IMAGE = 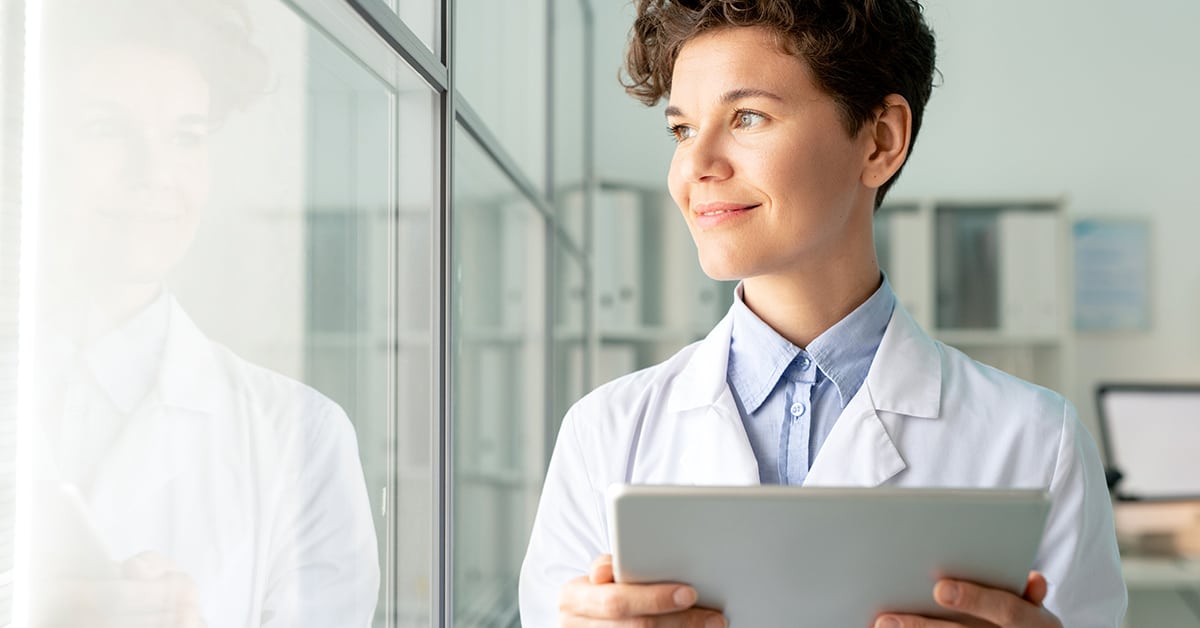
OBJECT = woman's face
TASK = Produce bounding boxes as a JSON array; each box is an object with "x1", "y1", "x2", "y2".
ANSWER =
[
  {"x1": 666, "y1": 26, "x2": 878, "y2": 281},
  {"x1": 41, "y1": 42, "x2": 212, "y2": 290}
]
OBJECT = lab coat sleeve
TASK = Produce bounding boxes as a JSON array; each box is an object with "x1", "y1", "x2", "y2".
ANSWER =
[
  {"x1": 1036, "y1": 399, "x2": 1127, "y2": 626},
  {"x1": 519, "y1": 406, "x2": 610, "y2": 628},
  {"x1": 261, "y1": 397, "x2": 381, "y2": 627}
]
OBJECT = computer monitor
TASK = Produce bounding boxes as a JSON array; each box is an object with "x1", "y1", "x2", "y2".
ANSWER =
[{"x1": 1096, "y1": 384, "x2": 1200, "y2": 501}]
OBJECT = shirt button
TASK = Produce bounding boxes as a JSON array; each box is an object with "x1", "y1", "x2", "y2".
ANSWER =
[
  {"x1": 797, "y1": 355, "x2": 812, "y2": 370},
  {"x1": 790, "y1": 402, "x2": 806, "y2": 417}
]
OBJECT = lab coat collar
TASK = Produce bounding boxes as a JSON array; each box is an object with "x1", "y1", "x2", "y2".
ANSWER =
[
  {"x1": 805, "y1": 305, "x2": 939, "y2": 485},
  {"x1": 86, "y1": 295, "x2": 226, "y2": 518},
  {"x1": 863, "y1": 301, "x2": 942, "y2": 420},
  {"x1": 667, "y1": 299, "x2": 941, "y2": 418},
  {"x1": 666, "y1": 310, "x2": 736, "y2": 414},
  {"x1": 668, "y1": 299, "x2": 943, "y2": 487},
  {"x1": 157, "y1": 294, "x2": 224, "y2": 416}
]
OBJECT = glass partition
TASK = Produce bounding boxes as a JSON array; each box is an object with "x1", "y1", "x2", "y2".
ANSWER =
[
  {"x1": 12, "y1": 0, "x2": 591, "y2": 624},
  {"x1": 452, "y1": 128, "x2": 547, "y2": 627},
  {"x1": 387, "y1": 0, "x2": 440, "y2": 54},
  {"x1": 455, "y1": 0, "x2": 547, "y2": 193},
  {"x1": 28, "y1": 0, "x2": 436, "y2": 625}
]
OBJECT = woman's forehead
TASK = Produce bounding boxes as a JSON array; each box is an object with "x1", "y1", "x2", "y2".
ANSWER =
[{"x1": 669, "y1": 28, "x2": 818, "y2": 105}]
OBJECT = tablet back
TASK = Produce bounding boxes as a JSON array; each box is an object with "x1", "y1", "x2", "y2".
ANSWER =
[{"x1": 608, "y1": 485, "x2": 1050, "y2": 627}]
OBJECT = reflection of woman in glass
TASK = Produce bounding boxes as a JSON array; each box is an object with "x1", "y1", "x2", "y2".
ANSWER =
[{"x1": 32, "y1": 1, "x2": 379, "y2": 625}]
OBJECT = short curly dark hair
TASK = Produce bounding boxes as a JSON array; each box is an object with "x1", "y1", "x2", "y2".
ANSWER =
[
  {"x1": 44, "y1": 0, "x2": 269, "y2": 124},
  {"x1": 623, "y1": 0, "x2": 937, "y2": 206}
]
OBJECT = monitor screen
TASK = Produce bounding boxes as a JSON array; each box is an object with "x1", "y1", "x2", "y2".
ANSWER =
[{"x1": 1097, "y1": 385, "x2": 1200, "y2": 500}]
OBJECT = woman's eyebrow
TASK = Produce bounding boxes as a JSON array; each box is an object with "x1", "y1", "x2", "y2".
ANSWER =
[{"x1": 664, "y1": 87, "x2": 784, "y2": 119}]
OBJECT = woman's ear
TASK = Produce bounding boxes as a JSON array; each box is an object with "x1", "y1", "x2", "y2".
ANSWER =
[{"x1": 861, "y1": 94, "x2": 912, "y2": 189}]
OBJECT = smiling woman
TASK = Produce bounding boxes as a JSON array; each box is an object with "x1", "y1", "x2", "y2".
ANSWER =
[
  {"x1": 520, "y1": 2, "x2": 1126, "y2": 627},
  {"x1": 663, "y1": 26, "x2": 886, "y2": 297}
]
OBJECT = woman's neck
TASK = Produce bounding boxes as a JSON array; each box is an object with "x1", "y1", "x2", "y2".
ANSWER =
[
  {"x1": 741, "y1": 255, "x2": 882, "y2": 349},
  {"x1": 43, "y1": 281, "x2": 163, "y2": 347}
]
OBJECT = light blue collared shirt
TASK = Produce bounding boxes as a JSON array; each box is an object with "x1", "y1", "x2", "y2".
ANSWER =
[{"x1": 726, "y1": 277, "x2": 896, "y2": 484}]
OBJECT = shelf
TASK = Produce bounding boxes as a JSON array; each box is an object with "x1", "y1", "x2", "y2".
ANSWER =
[
  {"x1": 305, "y1": 330, "x2": 432, "y2": 348},
  {"x1": 458, "y1": 328, "x2": 529, "y2": 344},
  {"x1": 456, "y1": 466, "x2": 538, "y2": 489},
  {"x1": 598, "y1": 326, "x2": 706, "y2": 344},
  {"x1": 254, "y1": 204, "x2": 432, "y2": 219},
  {"x1": 934, "y1": 330, "x2": 1064, "y2": 348},
  {"x1": 1122, "y1": 555, "x2": 1200, "y2": 589},
  {"x1": 552, "y1": 328, "x2": 586, "y2": 342}
]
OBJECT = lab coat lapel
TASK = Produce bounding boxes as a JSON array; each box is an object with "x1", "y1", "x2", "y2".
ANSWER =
[
  {"x1": 668, "y1": 312, "x2": 761, "y2": 485},
  {"x1": 805, "y1": 302, "x2": 942, "y2": 487},
  {"x1": 804, "y1": 383, "x2": 905, "y2": 486},
  {"x1": 88, "y1": 297, "x2": 223, "y2": 529}
]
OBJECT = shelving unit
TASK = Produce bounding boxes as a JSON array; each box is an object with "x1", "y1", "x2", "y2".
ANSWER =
[
  {"x1": 876, "y1": 198, "x2": 1074, "y2": 395},
  {"x1": 588, "y1": 188, "x2": 1073, "y2": 399},
  {"x1": 590, "y1": 182, "x2": 736, "y2": 384}
]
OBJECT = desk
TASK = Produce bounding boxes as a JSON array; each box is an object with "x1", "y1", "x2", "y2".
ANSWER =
[{"x1": 1122, "y1": 556, "x2": 1200, "y2": 627}]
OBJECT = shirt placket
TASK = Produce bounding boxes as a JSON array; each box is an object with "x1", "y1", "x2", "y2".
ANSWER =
[{"x1": 778, "y1": 352, "x2": 817, "y2": 484}]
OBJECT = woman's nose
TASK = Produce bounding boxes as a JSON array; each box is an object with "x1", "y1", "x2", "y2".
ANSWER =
[{"x1": 677, "y1": 130, "x2": 733, "y2": 183}]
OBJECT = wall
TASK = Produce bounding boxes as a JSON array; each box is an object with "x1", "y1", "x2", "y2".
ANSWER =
[
  {"x1": 589, "y1": 0, "x2": 1200, "y2": 438},
  {"x1": 897, "y1": 0, "x2": 1200, "y2": 437}
]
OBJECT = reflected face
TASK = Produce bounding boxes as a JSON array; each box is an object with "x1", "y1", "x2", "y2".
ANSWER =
[
  {"x1": 42, "y1": 43, "x2": 212, "y2": 287},
  {"x1": 666, "y1": 27, "x2": 876, "y2": 281}
]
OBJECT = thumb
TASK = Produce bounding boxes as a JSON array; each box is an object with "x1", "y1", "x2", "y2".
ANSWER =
[
  {"x1": 1023, "y1": 571, "x2": 1049, "y2": 606},
  {"x1": 588, "y1": 554, "x2": 614, "y2": 585}
]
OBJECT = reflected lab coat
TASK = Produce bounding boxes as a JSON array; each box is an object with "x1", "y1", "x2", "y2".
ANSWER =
[
  {"x1": 32, "y1": 295, "x2": 379, "y2": 627},
  {"x1": 519, "y1": 302, "x2": 1127, "y2": 627}
]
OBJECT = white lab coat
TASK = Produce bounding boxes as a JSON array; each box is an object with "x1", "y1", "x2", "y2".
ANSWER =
[
  {"x1": 519, "y1": 302, "x2": 1127, "y2": 627},
  {"x1": 31, "y1": 295, "x2": 379, "y2": 627}
]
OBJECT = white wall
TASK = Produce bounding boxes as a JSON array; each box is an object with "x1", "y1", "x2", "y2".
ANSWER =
[
  {"x1": 897, "y1": 0, "x2": 1200, "y2": 437},
  {"x1": 590, "y1": 0, "x2": 1200, "y2": 438}
]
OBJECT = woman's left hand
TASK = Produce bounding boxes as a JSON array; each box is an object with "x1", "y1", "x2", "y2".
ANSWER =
[{"x1": 873, "y1": 571, "x2": 1062, "y2": 628}]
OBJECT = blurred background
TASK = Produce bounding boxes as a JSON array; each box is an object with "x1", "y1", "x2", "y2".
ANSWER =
[{"x1": 1, "y1": 0, "x2": 1198, "y2": 626}]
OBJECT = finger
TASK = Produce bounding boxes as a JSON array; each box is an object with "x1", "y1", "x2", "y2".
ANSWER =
[
  {"x1": 933, "y1": 578, "x2": 1039, "y2": 626},
  {"x1": 873, "y1": 614, "x2": 963, "y2": 628},
  {"x1": 173, "y1": 608, "x2": 208, "y2": 628},
  {"x1": 562, "y1": 608, "x2": 725, "y2": 628},
  {"x1": 559, "y1": 575, "x2": 700, "y2": 618},
  {"x1": 590, "y1": 555, "x2": 614, "y2": 585},
  {"x1": 121, "y1": 551, "x2": 175, "y2": 579},
  {"x1": 1022, "y1": 571, "x2": 1049, "y2": 606},
  {"x1": 63, "y1": 574, "x2": 201, "y2": 620},
  {"x1": 63, "y1": 578, "x2": 177, "y2": 616}
]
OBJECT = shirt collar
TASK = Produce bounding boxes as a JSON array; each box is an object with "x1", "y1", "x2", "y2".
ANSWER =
[
  {"x1": 726, "y1": 283, "x2": 801, "y2": 414},
  {"x1": 807, "y1": 276, "x2": 896, "y2": 407},
  {"x1": 726, "y1": 275, "x2": 896, "y2": 412},
  {"x1": 73, "y1": 291, "x2": 222, "y2": 416},
  {"x1": 82, "y1": 291, "x2": 172, "y2": 414}
]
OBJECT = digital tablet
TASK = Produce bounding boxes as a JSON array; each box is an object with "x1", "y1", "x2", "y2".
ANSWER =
[{"x1": 607, "y1": 484, "x2": 1050, "y2": 627}]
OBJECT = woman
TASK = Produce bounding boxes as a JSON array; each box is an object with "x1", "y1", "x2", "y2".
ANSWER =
[
  {"x1": 30, "y1": 1, "x2": 379, "y2": 625},
  {"x1": 519, "y1": 1, "x2": 1126, "y2": 626}
]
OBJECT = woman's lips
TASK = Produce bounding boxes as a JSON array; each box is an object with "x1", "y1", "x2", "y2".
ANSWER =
[{"x1": 692, "y1": 202, "x2": 759, "y2": 228}]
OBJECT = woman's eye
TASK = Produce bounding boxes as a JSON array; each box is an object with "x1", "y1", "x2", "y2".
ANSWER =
[
  {"x1": 667, "y1": 124, "x2": 696, "y2": 143},
  {"x1": 735, "y1": 110, "x2": 764, "y2": 128},
  {"x1": 174, "y1": 123, "x2": 211, "y2": 147},
  {"x1": 79, "y1": 117, "x2": 129, "y2": 141}
]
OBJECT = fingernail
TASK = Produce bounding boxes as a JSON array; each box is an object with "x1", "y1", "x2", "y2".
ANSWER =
[
  {"x1": 875, "y1": 618, "x2": 900, "y2": 628},
  {"x1": 673, "y1": 586, "x2": 697, "y2": 608},
  {"x1": 938, "y1": 582, "x2": 960, "y2": 605},
  {"x1": 706, "y1": 616, "x2": 725, "y2": 628}
]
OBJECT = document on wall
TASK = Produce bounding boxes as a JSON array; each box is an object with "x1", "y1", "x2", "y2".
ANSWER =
[{"x1": 1073, "y1": 219, "x2": 1150, "y2": 332}]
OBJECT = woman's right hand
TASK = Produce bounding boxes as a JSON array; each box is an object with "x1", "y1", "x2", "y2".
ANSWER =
[
  {"x1": 33, "y1": 551, "x2": 206, "y2": 628},
  {"x1": 557, "y1": 554, "x2": 727, "y2": 627}
]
